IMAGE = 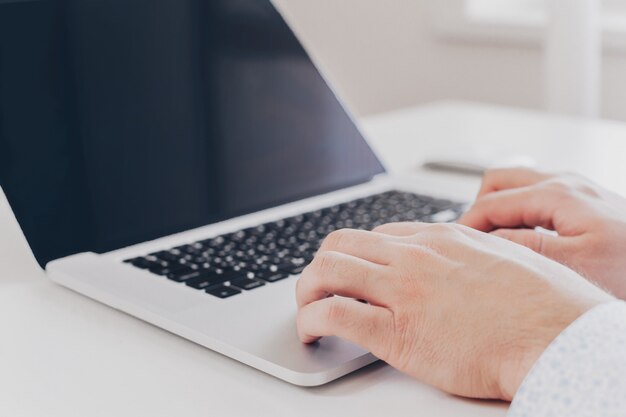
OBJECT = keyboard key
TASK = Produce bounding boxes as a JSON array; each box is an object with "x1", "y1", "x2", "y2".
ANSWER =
[
  {"x1": 256, "y1": 270, "x2": 290, "y2": 283},
  {"x1": 278, "y1": 262, "x2": 308, "y2": 275},
  {"x1": 185, "y1": 271, "x2": 230, "y2": 289},
  {"x1": 124, "y1": 257, "x2": 154, "y2": 269},
  {"x1": 149, "y1": 263, "x2": 187, "y2": 276},
  {"x1": 185, "y1": 277, "x2": 217, "y2": 290},
  {"x1": 166, "y1": 266, "x2": 201, "y2": 282},
  {"x1": 174, "y1": 244, "x2": 204, "y2": 255},
  {"x1": 207, "y1": 285, "x2": 241, "y2": 299},
  {"x1": 230, "y1": 278, "x2": 265, "y2": 291},
  {"x1": 150, "y1": 250, "x2": 181, "y2": 263}
]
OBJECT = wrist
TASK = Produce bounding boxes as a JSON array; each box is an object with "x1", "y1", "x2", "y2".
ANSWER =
[
  {"x1": 497, "y1": 345, "x2": 545, "y2": 401},
  {"x1": 495, "y1": 299, "x2": 607, "y2": 401}
]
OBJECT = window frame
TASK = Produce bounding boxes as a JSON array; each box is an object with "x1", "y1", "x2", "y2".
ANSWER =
[{"x1": 428, "y1": 0, "x2": 626, "y2": 51}]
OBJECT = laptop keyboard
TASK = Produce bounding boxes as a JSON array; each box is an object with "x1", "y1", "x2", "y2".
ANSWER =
[{"x1": 124, "y1": 190, "x2": 465, "y2": 299}]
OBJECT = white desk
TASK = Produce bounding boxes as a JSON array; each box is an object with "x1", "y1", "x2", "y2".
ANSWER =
[{"x1": 3, "y1": 101, "x2": 626, "y2": 417}]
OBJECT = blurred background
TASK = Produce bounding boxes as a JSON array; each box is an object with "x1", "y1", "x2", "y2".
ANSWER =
[{"x1": 274, "y1": 0, "x2": 626, "y2": 121}]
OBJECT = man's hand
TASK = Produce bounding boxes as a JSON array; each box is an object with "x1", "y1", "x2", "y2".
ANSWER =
[
  {"x1": 459, "y1": 168, "x2": 626, "y2": 299},
  {"x1": 296, "y1": 224, "x2": 613, "y2": 401}
]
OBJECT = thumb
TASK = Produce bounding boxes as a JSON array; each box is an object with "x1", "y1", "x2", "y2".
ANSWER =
[{"x1": 491, "y1": 229, "x2": 568, "y2": 263}]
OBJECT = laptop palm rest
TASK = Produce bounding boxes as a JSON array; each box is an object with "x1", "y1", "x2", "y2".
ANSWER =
[{"x1": 48, "y1": 252, "x2": 377, "y2": 386}]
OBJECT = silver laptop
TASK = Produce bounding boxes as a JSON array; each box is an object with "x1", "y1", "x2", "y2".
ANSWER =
[{"x1": 0, "y1": 0, "x2": 465, "y2": 386}]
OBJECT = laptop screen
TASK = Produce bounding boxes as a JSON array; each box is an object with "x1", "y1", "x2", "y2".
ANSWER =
[{"x1": 0, "y1": 0, "x2": 384, "y2": 267}]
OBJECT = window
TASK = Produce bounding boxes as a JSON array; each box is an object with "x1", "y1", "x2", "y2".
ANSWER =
[
  {"x1": 467, "y1": 0, "x2": 546, "y2": 25},
  {"x1": 430, "y1": 0, "x2": 626, "y2": 50}
]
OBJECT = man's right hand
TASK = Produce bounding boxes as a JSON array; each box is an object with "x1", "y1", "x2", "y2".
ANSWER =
[{"x1": 459, "y1": 168, "x2": 626, "y2": 299}]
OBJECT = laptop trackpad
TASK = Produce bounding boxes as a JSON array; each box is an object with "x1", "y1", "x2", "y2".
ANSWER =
[{"x1": 173, "y1": 278, "x2": 375, "y2": 381}]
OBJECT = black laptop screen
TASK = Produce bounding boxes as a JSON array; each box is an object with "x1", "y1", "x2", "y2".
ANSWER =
[{"x1": 0, "y1": 0, "x2": 384, "y2": 267}]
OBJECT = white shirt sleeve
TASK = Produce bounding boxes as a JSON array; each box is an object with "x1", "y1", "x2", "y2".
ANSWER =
[{"x1": 508, "y1": 301, "x2": 626, "y2": 417}]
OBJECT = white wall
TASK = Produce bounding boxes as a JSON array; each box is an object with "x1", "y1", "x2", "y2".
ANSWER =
[{"x1": 274, "y1": 0, "x2": 626, "y2": 121}]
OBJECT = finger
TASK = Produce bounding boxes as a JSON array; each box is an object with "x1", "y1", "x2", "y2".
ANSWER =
[
  {"x1": 459, "y1": 186, "x2": 566, "y2": 233},
  {"x1": 319, "y1": 229, "x2": 397, "y2": 265},
  {"x1": 491, "y1": 228, "x2": 572, "y2": 266},
  {"x1": 477, "y1": 168, "x2": 551, "y2": 198},
  {"x1": 373, "y1": 222, "x2": 470, "y2": 250},
  {"x1": 296, "y1": 251, "x2": 391, "y2": 308},
  {"x1": 297, "y1": 297, "x2": 393, "y2": 356},
  {"x1": 373, "y1": 222, "x2": 429, "y2": 237}
]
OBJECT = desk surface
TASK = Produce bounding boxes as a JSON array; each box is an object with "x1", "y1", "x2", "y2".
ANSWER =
[{"x1": 3, "y1": 101, "x2": 626, "y2": 417}]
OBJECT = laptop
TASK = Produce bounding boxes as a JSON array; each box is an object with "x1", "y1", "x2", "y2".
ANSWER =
[{"x1": 0, "y1": 0, "x2": 465, "y2": 386}]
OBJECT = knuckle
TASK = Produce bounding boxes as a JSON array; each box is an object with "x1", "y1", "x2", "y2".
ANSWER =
[
  {"x1": 372, "y1": 223, "x2": 394, "y2": 234},
  {"x1": 482, "y1": 168, "x2": 502, "y2": 182},
  {"x1": 577, "y1": 184, "x2": 600, "y2": 198},
  {"x1": 355, "y1": 263, "x2": 374, "y2": 287},
  {"x1": 425, "y1": 222, "x2": 457, "y2": 236},
  {"x1": 520, "y1": 167, "x2": 543, "y2": 176},
  {"x1": 470, "y1": 193, "x2": 496, "y2": 210},
  {"x1": 543, "y1": 179, "x2": 574, "y2": 198},
  {"x1": 545, "y1": 178, "x2": 569, "y2": 191},
  {"x1": 484, "y1": 167, "x2": 530, "y2": 181},
  {"x1": 548, "y1": 174, "x2": 600, "y2": 198},
  {"x1": 446, "y1": 223, "x2": 475, "y2": 240},
  {"x1": 322, "y1": 229, "x2": 351, "y2": 250},
  {"x1": 405, "y1": 243, "x2": 426, "y2": 257},
  {"x1": 314, "y1": 251, "x2": 339, "y2": 275},
  {"x1": 326, "y1": 300, "x2": 348, "y2": 323},
  {"x1": 373, "y1": 222, "x2": 413, "y2": 235}
]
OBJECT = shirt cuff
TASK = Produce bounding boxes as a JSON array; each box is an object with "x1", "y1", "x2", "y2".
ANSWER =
[{"x1": 508, "y1": 301, "x2": 626, "y2": 417}]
